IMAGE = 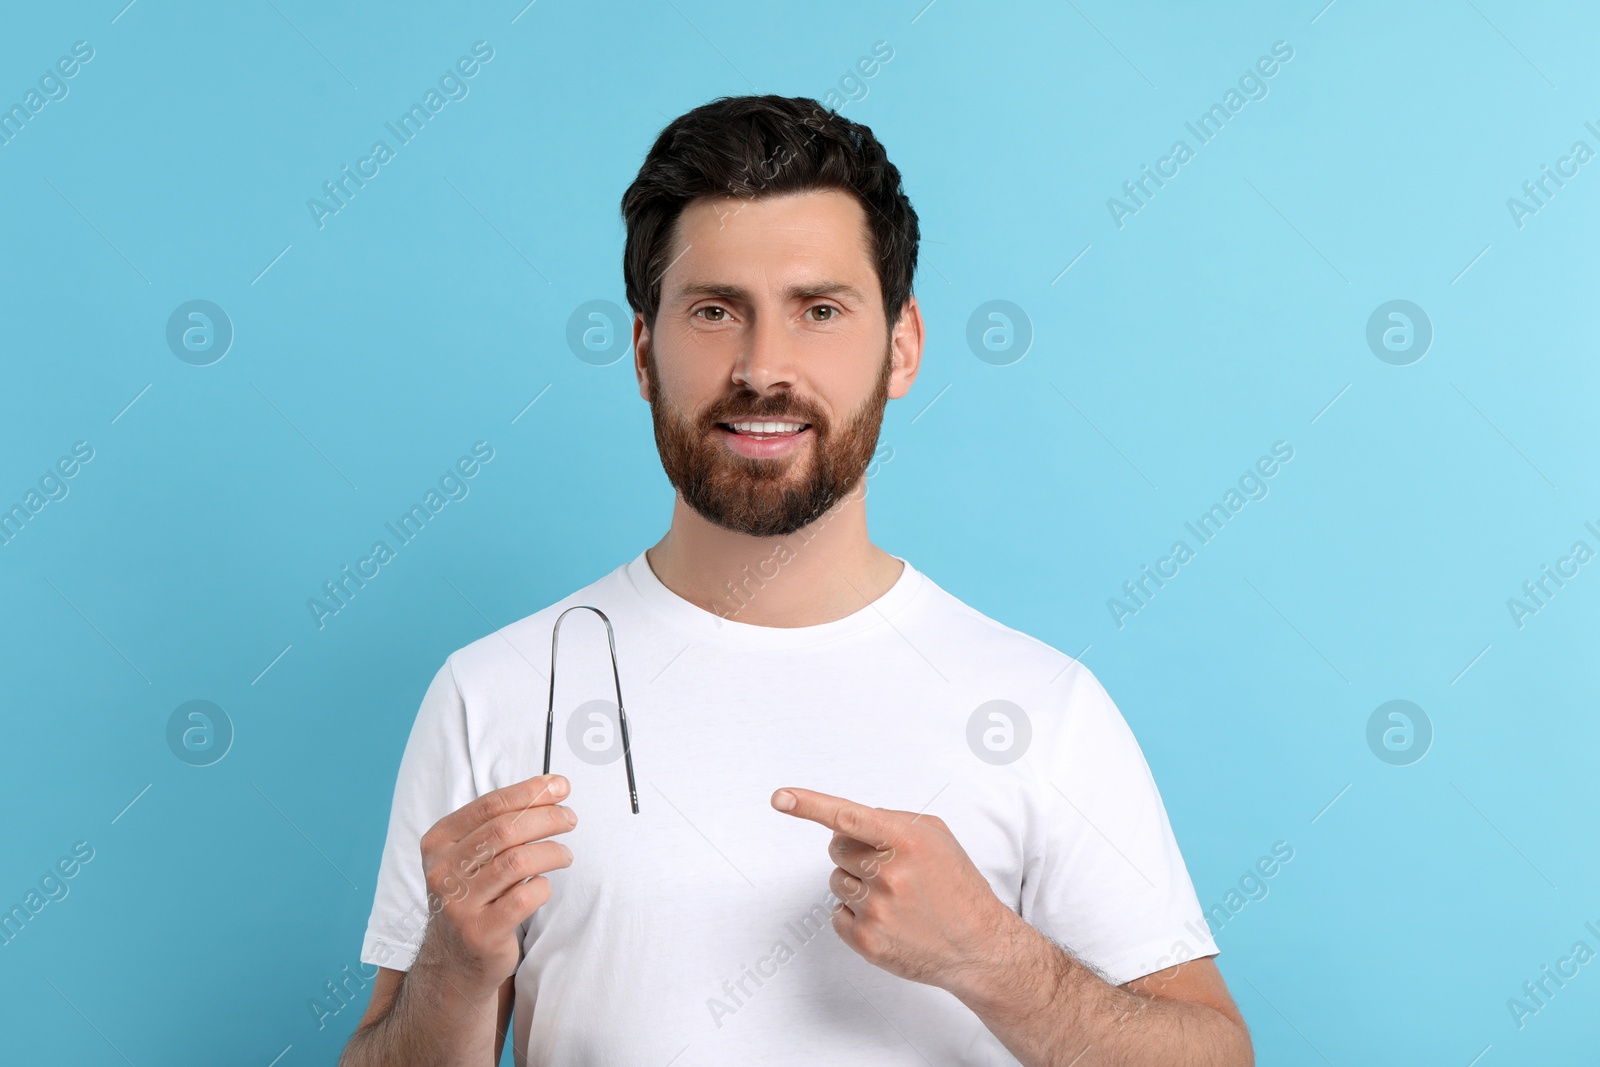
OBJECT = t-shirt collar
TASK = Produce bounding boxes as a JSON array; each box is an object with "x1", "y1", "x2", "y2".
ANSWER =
[{"x1": 623, "y1": 547, "x2": 924, "y2": 649}]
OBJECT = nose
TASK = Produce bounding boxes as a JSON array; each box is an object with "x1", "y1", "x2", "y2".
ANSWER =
[{"x1": 730, "y1": 307, "x2": 799, "y2": 400}]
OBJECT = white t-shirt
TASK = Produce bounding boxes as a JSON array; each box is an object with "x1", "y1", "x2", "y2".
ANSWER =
[{"x1": 361, "y1": 549, "x2": 1217, "y2": 1066}]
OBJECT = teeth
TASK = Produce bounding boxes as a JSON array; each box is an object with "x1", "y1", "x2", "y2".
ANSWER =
[{"x1": 728, "y1": 420, "x2": 805, "y2": 434}]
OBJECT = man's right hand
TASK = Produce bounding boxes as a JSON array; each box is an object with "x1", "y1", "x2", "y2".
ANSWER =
[{"x1": 412, "y1": 773, "x2": 578, "y2": 998}]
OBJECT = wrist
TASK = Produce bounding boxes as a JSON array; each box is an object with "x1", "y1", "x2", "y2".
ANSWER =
[
  {"x1": 950, "y1": 909, "x2": 1072, "y2": 1021},
  {"x1": 413, "y1": 956, "x2": 505, "y2": 1008},
  {"x1": 409, "y1": 930, "x2": 511, "y2": 1009}
]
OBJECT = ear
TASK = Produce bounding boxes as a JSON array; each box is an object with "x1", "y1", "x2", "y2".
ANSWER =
[
  {"x1": 633, "y1": 312, "x2": 652, "y2": 402},
  {"x1": 887, "y1": 295, "x2": 925, "y2": 401}
]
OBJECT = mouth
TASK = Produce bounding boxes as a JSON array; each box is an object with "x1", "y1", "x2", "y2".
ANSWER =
[
  {"x1": 716, "y1": 419, "x2": 812, "y2": 440},
  {"x1": 715, "y1": 419, "x2": 813, "y2": 458}
]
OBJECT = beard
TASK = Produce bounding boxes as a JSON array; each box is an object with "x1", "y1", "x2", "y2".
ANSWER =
[{"x1": 644, "y1": 340, "x2": 893, "y2": 538}]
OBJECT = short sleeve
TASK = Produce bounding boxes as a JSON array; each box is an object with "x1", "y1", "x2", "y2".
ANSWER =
[
  {"x1": 1020, "y1": 663, "x2": 1217, "y2": 986},
  {"x1": 359, "y1": 657, "x2": 479, "y2": 972}
]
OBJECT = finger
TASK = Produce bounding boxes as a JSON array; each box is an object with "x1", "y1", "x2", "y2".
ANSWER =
[
  {"x1": 829, "y1": 832, "x2": 895, "y2": 880},
  {"x1": 480, "y1": 873, "x2": 553, "y2": 934},
  {"x1": 829, "y1": 865, "x2": 870, "y2": 907},
  {"x1": 460, "y1": 803, "x2": 577, "y2": 876},
  {"x1": 830, "y1": 893, "x2": 860, "y2": 940},
  {"x1": 433, "y1": 775, "x2": 569, "y2": 844},
  {"x1": 435, "y1": 806, "x2": 579, "y2": 915},
  {"x1": 772, "y1": 787, "x2": 903, "y2": 850},
  {"x1": 474, "y1": 839, "x2": 575, "y2": 905}
]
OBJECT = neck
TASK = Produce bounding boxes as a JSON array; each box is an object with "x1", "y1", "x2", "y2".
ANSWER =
[{"x1": 644, "y1": 487, "x2": 902, "y2": 628}]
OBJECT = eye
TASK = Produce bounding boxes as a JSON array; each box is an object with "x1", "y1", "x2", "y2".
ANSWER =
[
  {"x1": 695, "y1": 306, "x2": 728, "y2": 322},
  {"x1": 806, "y1": 304, "x2": 838, "y2": 322}
]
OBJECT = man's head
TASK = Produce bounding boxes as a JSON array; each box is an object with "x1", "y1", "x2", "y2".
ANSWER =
[{"x1": 620, "y1": 95, "x2": 922, "y2": 538}]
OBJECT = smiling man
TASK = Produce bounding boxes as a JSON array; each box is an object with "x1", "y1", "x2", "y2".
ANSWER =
[{"x1": 342, "y1": 95, "x2": 1252, "y2": 1066}]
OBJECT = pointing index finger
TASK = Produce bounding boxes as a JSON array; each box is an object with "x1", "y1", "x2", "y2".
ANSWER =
[{"x1": 772, "y1": 787, "x2": 902, "y2": 849}]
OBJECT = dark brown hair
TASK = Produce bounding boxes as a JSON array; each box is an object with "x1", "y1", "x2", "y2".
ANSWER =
[{"x1": 621, "y1": 94, "x2": 919, "y2": 330}]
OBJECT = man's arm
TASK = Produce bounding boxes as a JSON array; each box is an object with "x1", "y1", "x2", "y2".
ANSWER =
[
  {"x1": 340, "y1": 773, "x2": 577, "y2": 1067},
  {"x1": 952, "y1": 912, "x2": 1252, "y2": 1067},
  {"x1": 341, "y1": 968, "x2": 514, "y2": 1066},
  {"x1": 771, "y1": 787, "x2": 1252, "y2": 1067}
]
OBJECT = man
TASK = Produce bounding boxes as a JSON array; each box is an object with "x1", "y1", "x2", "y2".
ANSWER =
[{"x1": 343, "y1": 95, "x2": 1252, "y2": 1066}]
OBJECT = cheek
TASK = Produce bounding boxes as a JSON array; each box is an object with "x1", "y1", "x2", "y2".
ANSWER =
[
  {"x1": 807, "y1": 326, "x2": 880, "y2": 383},
  {"x1": 648, "y1": 337, "x2": 707, "y2": 401},
  {"x1": 652, "y1": 361, "x2": 724, "y2": 428}
]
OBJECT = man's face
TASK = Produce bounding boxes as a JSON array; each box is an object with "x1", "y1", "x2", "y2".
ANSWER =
[{"x1": 635, "y1": 188, "x2": 917, "y2": 539}]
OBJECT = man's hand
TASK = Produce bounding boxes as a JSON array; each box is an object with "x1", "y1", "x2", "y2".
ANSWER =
[
  {"x1": 340, "y1": 775, "x2": 577, "y2": 1067},
  {"x1": 413, "y1": 773, "x2": 578, "y2": 1000},
  {"x1": 771, "y1": 786, "x2": 1253, "y2": 1066},
  {"x1": 770, "y1": 786, "x2": 1020, "y2": 1000}
]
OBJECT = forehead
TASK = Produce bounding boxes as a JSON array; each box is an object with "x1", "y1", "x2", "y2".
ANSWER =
[{"x1": 662, "y1": 188, "x2": 875, "y2": 292}]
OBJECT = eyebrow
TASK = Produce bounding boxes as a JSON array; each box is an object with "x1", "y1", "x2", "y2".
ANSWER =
[{"x1": 673, "y1": 280, "x2": 868, "y2": 305}]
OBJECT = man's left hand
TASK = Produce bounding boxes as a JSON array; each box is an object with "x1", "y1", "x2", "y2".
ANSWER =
[{"x1": 771, "y1": 786, "x2": 1025, "y2": 997}]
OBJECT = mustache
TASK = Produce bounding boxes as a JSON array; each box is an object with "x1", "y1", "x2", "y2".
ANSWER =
[{"x1": 706, "y1": 398, "x2": 822, "y2": 427}]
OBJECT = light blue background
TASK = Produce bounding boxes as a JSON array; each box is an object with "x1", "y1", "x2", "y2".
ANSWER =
[{"x1": 2, "y1": 1, "x2": 1596, "y2": 1064}]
